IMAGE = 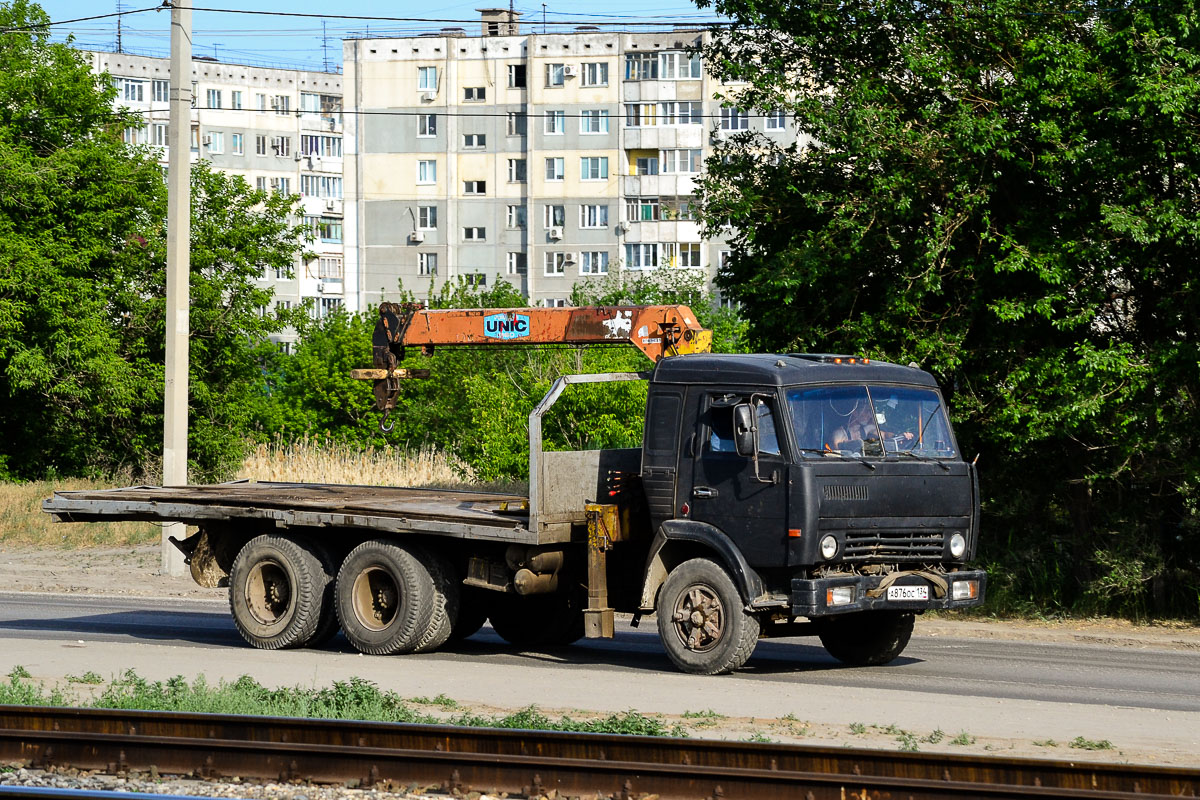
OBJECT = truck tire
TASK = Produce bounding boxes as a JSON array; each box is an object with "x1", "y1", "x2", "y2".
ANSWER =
[
  {"x1": 488, "y1": 589, "x2": 585, "y2": 648},
  {"x1": 817, "y1": 611, "x2": 915, "y2": 666},
  {"x1": 449, "y1": 586, "x2": 489, "y2": 642},
  {"x1": 656, "y1": 558, "x2": 760, "y2": 675},
  {"x1": 335, "y1": 540, "x2": 435, "y2": 655},
  {"x1": 412, "y1": 548, "x2": 459, "y2": 654},
  {"x1": 306, "y1": 541, "x2": 341, "y2": 647},
  {"x1": 229, "y1": 534, "x2": 331, "y2": 650}
]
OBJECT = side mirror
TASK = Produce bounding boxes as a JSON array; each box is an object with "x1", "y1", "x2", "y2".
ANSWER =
[{"x1": 733, "y1": 403, "x2": 757, "y2": 457}]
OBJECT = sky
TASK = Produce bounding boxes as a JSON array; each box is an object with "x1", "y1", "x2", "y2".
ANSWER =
[{"x1": 37, "y1": 1, "x2": 724, "y2": 73}]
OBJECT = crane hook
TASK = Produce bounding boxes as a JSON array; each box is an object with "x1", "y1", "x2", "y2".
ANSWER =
[{"x1": 379, "y1": 408, "x2": 395, "y2": 434}]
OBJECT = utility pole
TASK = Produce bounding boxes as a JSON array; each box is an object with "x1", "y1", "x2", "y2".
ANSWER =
[{"x1": 163, "y1": 0, "x2": 192, "y2": 577}]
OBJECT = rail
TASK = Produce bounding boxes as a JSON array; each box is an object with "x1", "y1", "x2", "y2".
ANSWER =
[{"x1": 0, "y1": 706, "x2": 1195, "y2": 800}]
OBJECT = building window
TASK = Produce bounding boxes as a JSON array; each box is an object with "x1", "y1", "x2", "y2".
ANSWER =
[
  {"x1": 625, "y1": 243, "x2": 658, "y2": 270},
  {"x1": 660, "y1": 101, "x2": 703, "y2": 125},
  {"x1": 664, "y1": 197, "x2": 697, "y2": 220},
  {"x1": 418, "y1": 114, "x2": 437, "y2": 137},
  {"x1": 418, "y1": 206, "x2": 438, "y2": 229},
  {"x1": 543, "y1": 298, "x2": 567, "y2": 308},
  {"x1": 255, "y1": 135, "x2": 267, "y2": 156},
  {"x1": 152, "y1": 79, "x2": 169, "y2": 102},
  {"x1": 271, "y1": 136, "x2": 291, "y2": 157},
  {"x1": 464, "y1": 86, "x2": 486, "y2": 101},
  {"x1": 418, "y1": 252, "x2": 437, "y2": 275},
  {"x1": 625, "y1": 103, "x2": 657, "y2": 127},
  {"x1": 659, "y1": 51, "x2": 703, "y2": 79},
  {"x1": 506, "y1": 205, "x2": 527, "y2": 229},
  {"x1": 507, "y1": 158, "x2": 527, "y2": 183},
  {"x1": 418, "y1": 66, "x2": 438, "y2": 91},
  {"x1": 231, "y1": 132, "x2": 243, "y2": 154},
  {"x1": 463, "y1": 133, "x2": 486, "y2": 148},
  {"x1": 206, "y1": 88, "x2": 222, "y2": 109},
  {"x1": 271, "y1": 176, "x2": 290, "y2": 195},
  {"x1": 506, "y1": 252, "x2": 527, "y2": 275},
  {"x1": 464, "y1": 273, "x2": 487, "y2": 287},
  {"x1": 544, "y1": 252, "x2": 567, "y2": 276},
  {"x1": 230, "y1": 90, "x2": 242, "y2": 110},
  {"x1": 114, "y1": 77, "x2": 145, "y2": 102},
  {"x1": 256, "y1": 93, "x2": 267, "y2": 111},
  {"x1": 301, "y1": 135, "x2": 342, "y2": 157},
  {"x1": 256, "y1": 176, "x2": 268, "y2": 192},
  {"x1": 663, "y1": 242, "x2": 702, "y2": 268},
  {"x1": 544, "y1": 204, "x2": 565, "y2": 228},
  {"x1": 206, "y1": 131, "x2": 223, "y2": 153},
  {"x1": 300, "y1": 174, "x2": 343, "y2": 198},
  {"x1": 273, "y1": 95, "x2": 290, "y2": 115},
  {"x1": 580, "y1": 109, "x2": 609, "y2": 134},
  {"x1": 508, "y1": 64, "x2": 526, "y2": 88},
  {"x1": 152, "y1": 123, "x2": 168, "y2": 146},
  {"x1": 463, "y1": 180, "x2": 486, "y2": 194},
  {"x1": 765, "y1": 109, "x2": 786, "y2": 129},
  {"x1": 316, "y1": 297, "x2": 343, "y2": 319},
  {"x1": 633, "y1": 154, "x2": 659, "y2": 175},
  {"x1": 627, "y1": 197, "x2": 660, "y2": 221},
  {"x1": 544, "y1": 110, "x2": 565, "y2": 135},
  {"x1": 463, "y1": 226, "x2": 486, "y2": 241},
  {"x1": 579, "y1": 204, "x2": 608, "y2": 228},
  {"x1": 300, "y1": 92, "x2": 320, "y2": 113},
  {"x1": 417, "y1": 160, "x2": 437, "y2": 184},
  {"x1": 122, "y1": 125, "x2": 148, "y2": 145},
  {"x1": 545, "y1": 63, "x2": 565, "y2": 87},
  {"x1": 582, "y1": 62, "x2": 608, "y2": 86},
  {"x1": 506, "y1": 112, "x2": 527, "y2": 136},
  {"x1": 662, "y1": 148, "x2": 702, "y2": 174},
  {"x1": 544, "y1": 157, "x2": 564, "y2": 181},
  {"x1": 624, "y1": 53, "x2": 657, "y2": 81},
  {"x1": 580, "y1": 157, "x2": 608, "y2": 181},
  {"x1": 581, "y1": 251, "x2": 609, "y2": 275},
  {"x1": 720, "y1": 107, "x2": 750, "y2": 130},
  {"x1": 317, "y1": 256, "x2": 344, "y2": 280}
]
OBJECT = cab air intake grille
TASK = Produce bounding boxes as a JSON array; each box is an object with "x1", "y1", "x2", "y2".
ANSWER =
[
  {"x1": 843, "y1": 531, "x2": 945, "y2": 561},
  {"x1": 823, "y1": 484, "x2": 868, "y2": 501}
]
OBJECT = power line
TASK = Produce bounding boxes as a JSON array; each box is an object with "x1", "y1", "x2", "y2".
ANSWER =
[
  {"x1": 0, "y1": 6, "x2": 161, "y2": 35},
  {"x1": 187, "y1": 6, "x2": 727, "y2": 29}
]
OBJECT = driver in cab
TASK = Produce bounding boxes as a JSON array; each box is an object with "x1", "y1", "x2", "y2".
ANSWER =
[{"x1": 830, "y1": 402, "x2": 914, "y2": 452}]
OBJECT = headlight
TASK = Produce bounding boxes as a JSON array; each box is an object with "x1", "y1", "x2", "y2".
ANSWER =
[
  {"x1": 949, "y1": 533, "x2": 967, "y2": 558},
  {"x1": 820, "y1": 534, "x2": 839, "y2": 560}
]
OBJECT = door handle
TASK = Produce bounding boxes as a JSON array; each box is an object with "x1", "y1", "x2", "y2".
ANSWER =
[{"x1": 693, "y1": 486, "x2": 718, "y2": 499}]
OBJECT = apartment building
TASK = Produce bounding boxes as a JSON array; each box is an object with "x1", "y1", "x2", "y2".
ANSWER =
[
  {"x1": 86, "y1": 51, "x2": 345, "y2": 342},
  {"x1": 343, "y1": 11, "x2": 799, "y2": 309}
]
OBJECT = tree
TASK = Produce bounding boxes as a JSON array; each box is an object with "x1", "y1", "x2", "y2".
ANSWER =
[
  {"x1": 0, "y1": 0, "x2": 306, "y2": 481},
  {"x1": 694, "y1": 0, "x2": 1200, "y2": 616}
]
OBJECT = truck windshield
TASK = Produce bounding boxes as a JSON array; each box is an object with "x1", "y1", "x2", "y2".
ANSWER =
[{"x1": 787, "y1": 385, "x2": 957, "y2": 459}]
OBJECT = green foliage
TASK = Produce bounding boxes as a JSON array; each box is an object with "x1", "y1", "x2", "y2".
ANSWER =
[
  {"x1": 950, "y1": 731, "x2": 975, "y2": 746},
  {"x1": 696, "y1": 0, "x2": 1200, "y2": 618},
  {"x1": 0, "y1": 1, "x2": 306, "y2": 482},
  {"x1": 65, "y1": 671, "x2": 103, "y2": 684},
  {"x1": 1069, "y1": 736, "x2": 1114, "y2": 751}
]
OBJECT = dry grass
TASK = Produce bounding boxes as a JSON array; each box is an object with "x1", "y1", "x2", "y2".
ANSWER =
[
  {"x1": 1, "y1": 440, "x2": 527, "y2": 550},
  {"x1": 0, "y1": 479, "x2": 160, "y2": 550}
]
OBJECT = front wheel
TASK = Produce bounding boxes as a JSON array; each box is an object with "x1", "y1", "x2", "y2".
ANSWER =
[
  {"x1": 818, "y1": 610, "x2": 915, "y2": 666},
  {"x1": 656, "y1": 558, "x2": 760, "y2": 675}
]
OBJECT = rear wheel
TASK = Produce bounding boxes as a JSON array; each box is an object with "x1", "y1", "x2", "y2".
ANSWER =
[
  {"x1": 229, "y1": 535, "x2": 330, "y2": 650},
  {"x1": 656, "y1": 558, "x2": 760, "y2": 675},
  {"x1": 818, "y1": 611, "x2": 915, "y2": 666},
  {"x1": 412, "y1": 548, "x2": 459, "y2": 653},
  {"x1": 335, "y1": 540, "x2": 435, "y2": 655},
  {"x1": 488, "y1": 589, "x2": 585, "y2": 648}
]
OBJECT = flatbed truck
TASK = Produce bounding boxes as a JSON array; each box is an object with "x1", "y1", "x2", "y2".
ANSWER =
[{"x1": 44, "y1": 305, "x2": 985, "y2": 674}]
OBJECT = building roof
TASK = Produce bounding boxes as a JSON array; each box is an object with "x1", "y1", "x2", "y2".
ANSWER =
[{"x1": 651, "y1": 353, "x2": 939, "y2": 388}]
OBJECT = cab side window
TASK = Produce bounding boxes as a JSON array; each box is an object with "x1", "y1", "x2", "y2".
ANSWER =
[
  {"x1": 706, "y1": 405, "x2": 736, "y2": 453},
  {"x1": 756, "y1": 400, "x2": 781, "y2": 456},
  {"x1": 703, "y1": 396, "x2": 782, "y2": 457}
]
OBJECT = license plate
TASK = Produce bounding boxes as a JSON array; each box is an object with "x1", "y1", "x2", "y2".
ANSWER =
[{"x1": 887, "y1": 585, "x2": 928, "y2": 601}]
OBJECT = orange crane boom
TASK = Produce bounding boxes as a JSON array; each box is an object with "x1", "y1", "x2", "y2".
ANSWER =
[{"x1": 352, "y1": 303, "x2": 712, "y2": 426}]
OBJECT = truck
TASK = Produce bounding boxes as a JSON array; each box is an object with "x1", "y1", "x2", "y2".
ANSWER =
[{"x1": 43, "y1": 304, "x2": 985, "y2": 675}]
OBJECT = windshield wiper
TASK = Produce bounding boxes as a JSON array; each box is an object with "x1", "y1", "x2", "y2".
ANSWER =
[
  {"x1": 798, "y1": 447, "x2": 876, "y2": 471},
  {"x1": 892, "y1": 450, "x2": 951, "y2": 471}
]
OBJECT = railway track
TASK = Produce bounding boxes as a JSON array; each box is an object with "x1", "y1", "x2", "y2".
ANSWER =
[{"x1": 1, "y1": 706, "x2": 1196, "y2": 800}]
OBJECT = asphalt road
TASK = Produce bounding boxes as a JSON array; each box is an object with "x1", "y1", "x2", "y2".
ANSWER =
[{"x1": 1, "y1": 591, "x2": 1198, "y2": 761}]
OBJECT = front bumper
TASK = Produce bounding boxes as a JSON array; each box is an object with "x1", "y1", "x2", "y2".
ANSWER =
[{"x1": 790, "y1": 569, "x2": 987, "y2": 617}]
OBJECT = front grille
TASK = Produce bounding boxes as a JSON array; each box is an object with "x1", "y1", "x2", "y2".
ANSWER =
[{"x1": 842, "y1": 530, "x2": 945, "y2": 562}]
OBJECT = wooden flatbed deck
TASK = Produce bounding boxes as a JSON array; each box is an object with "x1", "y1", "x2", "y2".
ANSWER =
[{"x1": 43, "y1": 480, "x2": 537, "y2": 544}]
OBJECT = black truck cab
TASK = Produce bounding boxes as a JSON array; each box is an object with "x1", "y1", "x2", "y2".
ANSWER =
[{"x1": 640, "y1": 353, "x2": 986, "y2": 673}]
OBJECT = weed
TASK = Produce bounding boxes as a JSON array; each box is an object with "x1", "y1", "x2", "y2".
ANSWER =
[
  {"x1": 950, "y1": 731, "x2": 975, "y2": 746},
  {"x1": 682, "y1": 709, "x2": 726, "y2": 720},
  {"x1": 7, "y1": 666, "x2": 31, "y2": 680},
  {"x1": 1069, "y1": 736, "x2": 1113, "y2": 751},
  {"x1": 66, "y1": 671, "x2": 104, "y2": 685},
  {"x1": 849, "y1": 722, "x2": 867, "y2": 735},
  {"x1": 1033, "y1": 739, "x2": 1058, "y2": 748},
  {"x1": 744, "y1": 732, "x2": 772, "y2": 743},
  {"x1": 781, "y1": 713, "x2": 799, "y2": 722},
  {"x1": 925, "y1": 729, "x2": 945, "y2": 744},
  {"x1": 411, "y1": 693, "x2": 458, "y2": 709},
  {"x1": 897, "y1": 731, "x2": 920, "y2": 752}
]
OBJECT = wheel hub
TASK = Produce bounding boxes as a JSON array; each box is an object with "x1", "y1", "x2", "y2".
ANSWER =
[
  {"x1": 672, "y1": 585, "x2": 724, "y2": 652},
  {"x1": 245, "y1": 560, "x2": 291, "y2": 626},
  {"x1": 352, "y1": 566, "x2": 400, "y2": 631}
]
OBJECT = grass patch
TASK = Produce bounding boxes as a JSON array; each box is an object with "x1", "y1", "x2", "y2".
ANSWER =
[
  {"x1": 410, "y1": 693, "x2": 458, "y2": 709},
  {"x1": 950, "y1": 731, "x2": 975, "y2": 746},
  {"x1": 1069, "y1": 736, "x2": 1113, "y2": 751},
  {"x1": 925, "y1": 729, "x2": 945, "y2": 744},
  {"x1": 65, "y1": 671, "x2": 103, "y2": 685},
  {"x1": 0, "y1": 480, "x2": 158, "y2": 549},
  {"x1": 743, "y1": 732, "x2": 772, "y2": 743},
  {"x1": 848, "y1": 722, "x2": 867, "y2": 735},
  {"x1": 0, "y1": 669, "x2": 684, "y2": 737},
  {"x1": 1033, "y1": 739, "x2": 1058, "y2": 747}
]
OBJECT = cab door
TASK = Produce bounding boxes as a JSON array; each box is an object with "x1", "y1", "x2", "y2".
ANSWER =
[{"x1": 685, "y1": 392, "x2": 790, "y2": 568}]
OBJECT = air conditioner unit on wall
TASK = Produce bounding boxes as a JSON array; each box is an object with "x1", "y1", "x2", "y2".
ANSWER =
[
  {"x1": 548, "y1": 227, "x2": 563, "y2": 240},
  {"x1": 410, "y1": 230, "x2": 425, "y2": 243},
  {"x1": 421, "y1": 90, "x2": 437, "y2": 101},
  {"x1": 201, "y1": 135, "x2": 212, "y2": 145},
  {"x1": 564, "y1": 252, "x2": 577, "y2": 264},
  {"x1": 564, "y1": 65, "x2": 578, "y2": 78},
  {"x1": 316, "y1": 282, "x2": 326, "y2": 293},
  {"x1": 616, "y1": 221, "x2": 630, "y2": 233},
  {"x1": 325, "y1": 199, "x2": 336, "y2": 210}
]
